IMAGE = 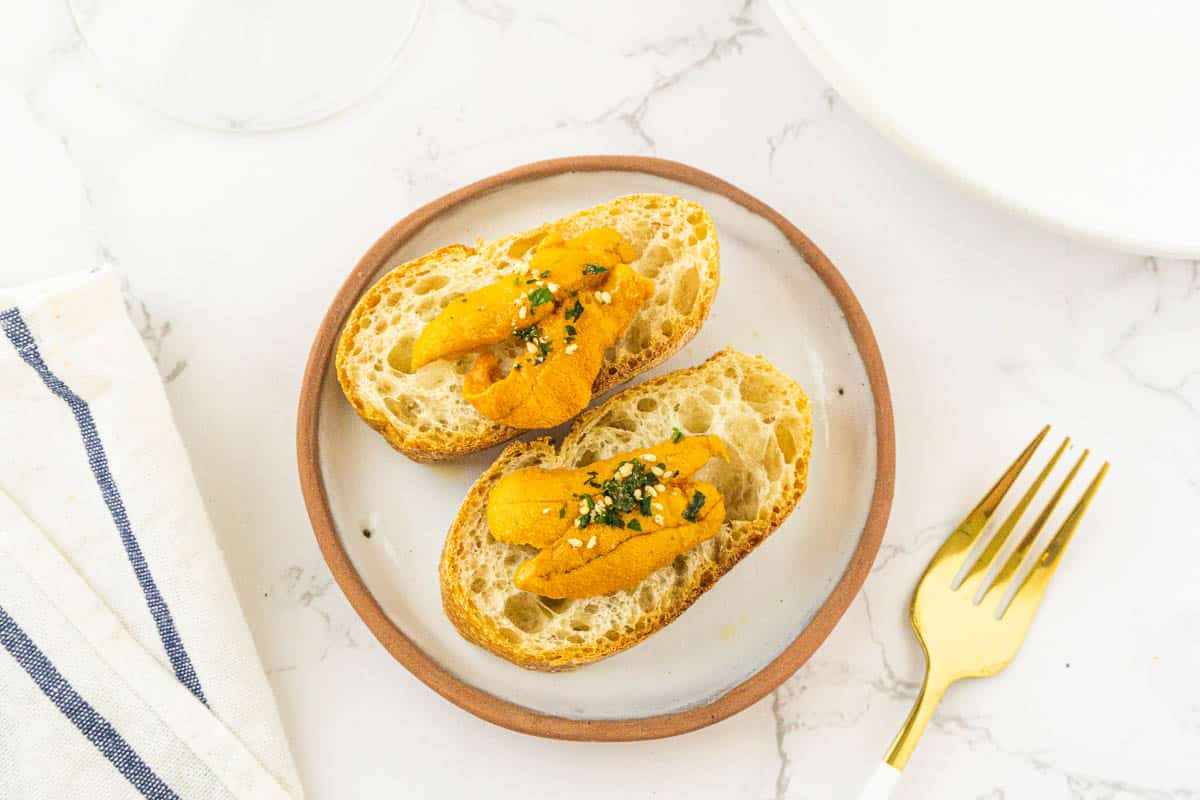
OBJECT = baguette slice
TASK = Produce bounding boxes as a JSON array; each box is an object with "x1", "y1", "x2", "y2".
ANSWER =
[
  {"x1": 440, "y1": 349, "x2": 813, "y2": 671},
  {"x1": 337, "y1": 195, "x2": 719, "y2": 462}
]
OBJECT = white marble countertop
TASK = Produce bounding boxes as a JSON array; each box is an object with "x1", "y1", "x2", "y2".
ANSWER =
[{"x1": 4, "y1": 1, "x2": 1199, "y2": 797}]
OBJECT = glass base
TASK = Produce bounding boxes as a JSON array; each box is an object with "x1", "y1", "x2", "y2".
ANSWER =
[{"x1": 70, "y1": 0, "x2": 424, "y2": 131}]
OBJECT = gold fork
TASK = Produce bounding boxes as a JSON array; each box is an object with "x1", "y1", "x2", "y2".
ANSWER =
[{"x1": 859, "y1": 427, "x2": 1109, "y2": 798}]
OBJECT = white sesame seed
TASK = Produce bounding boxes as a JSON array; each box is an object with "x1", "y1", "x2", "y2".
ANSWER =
[
  {"x1": 604, "y1": 496, "x2": 614, "y2": 506},
  {"x1": 548, "y1": 283, "x2": 559, "y2": 293},
  {"x1": 641, "y1": 454, "x2": 657, "y2": 461},
  {"x1": 653, "y1": 502, "x2": 664, "y2": 511},
  {"x1": 526, "y1": 341, "x2": 538, "y2": 354},
  {"x1": 655, "y1": 484, "x2": 667, "y2": 493},
  {"x1": 574, "y1": 518, "x2": 582, "y2": 527},
  {"x1": 600, "y1": 291, "x2": 612, "y2": 304},
  {"x1": 651, "y1": 466, "x2": 664, "y2": 477},
  {"x1": 564, "y1": 343, "x2": 578, "y2": 354},
  {"x1": 644, "y1": 485, "x2": 657, "y2": 497},
  {"x1": 593, "y1": 290, "x2": 604, "y2": 301},
  {"x1": 518, "y1": 306, "x2": 527, "y2": 319},
  {"x1": 543, "y1": 507, "x2": 551, "y2": 514},
  {"x1": 654, "y1": 514, "x2": 665, "y2": 526},
  {"x1": 633, "y1": 489, "x2": 642, "y2": 500},
  {"x1": 578, "y1": 503, "x2": 589, "y2": 515},
  {"x1": 567, "y1": 538, "x2": 583, "y2": 548},
  {"x1": 663, "y1": 470, "x2": 676, "y2": 479},
  {"x1": 586, "y1": 535, "x2": 597, "y2": 549}
]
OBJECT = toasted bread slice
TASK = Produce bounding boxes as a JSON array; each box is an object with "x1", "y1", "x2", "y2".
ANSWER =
[
  {"x1": 336, "y1": 195, "x2": 719, "y2": 462},
  {"x1": 440, "y1": 349, "x2": 813, "y2": 670}
]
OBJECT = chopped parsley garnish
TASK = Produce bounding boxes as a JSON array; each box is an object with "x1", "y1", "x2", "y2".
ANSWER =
[
  {"x1": 534, "y1": 338, "x2": 552, "y2": 364},
  {"x1": 594, "y1": 507, "x2": 624, "y2": 528},
  {"x1": 539, "y1": 270, "x2": 551, "y2": 279},
  {"x1": 559, "y1": 506, "x2": 566, "y2": 518},
  {"x1": 565, "y1": 324, "x2": 577, "y2": 336},
  {"x1": 512, "y1": 364, "x2": 521, "y2": 370},
  {"x1": 564, "y1": 300, "x2": 584, "y2": 322},
  {"x1": 512, "y1": 276, "x2": 521, "y2": 286},
  {"x1": 513, "y1": 325, "x2": 540, "y2": 342},
  {"x1": 528, "y1": 286, "x2": 554, "y2": 308},
  {"x1": 672, "y1": 427, "x2": 684, "y2": 443},
  {"x1": 682, "y1": 491, "x2": 706, "y2": 522},
  {"x1": 582, "y1": 264, "x2": 609, "y2": 275},
  {"x1": 525, "y1": 278, "x2": 537, "y2": 284},
  {"x1": 576, "y1": 459, "x2": 670, "y2": 529}
]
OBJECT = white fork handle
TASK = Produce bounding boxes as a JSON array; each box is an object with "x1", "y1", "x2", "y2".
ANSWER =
[{"x1": 857, "y1": 762, "x2": 901, "y2": 799}]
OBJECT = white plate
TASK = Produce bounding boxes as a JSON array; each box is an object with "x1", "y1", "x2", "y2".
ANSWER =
[
  {"x1": 770, "y1": 0, "x2": 1200, "y2": 257},
  {"x1": 300, "y1": 158, "x2": 892, "y2": 737}
]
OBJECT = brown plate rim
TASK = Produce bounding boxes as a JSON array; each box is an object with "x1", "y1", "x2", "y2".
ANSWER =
[{"x1": 296, "y1": 155, "x2": 895, "y2": 741}]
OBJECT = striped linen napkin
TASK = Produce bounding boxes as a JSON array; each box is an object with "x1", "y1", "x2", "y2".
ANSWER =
[{"x1": 0, "y1": 269, "x2": 302, "y2": 799}]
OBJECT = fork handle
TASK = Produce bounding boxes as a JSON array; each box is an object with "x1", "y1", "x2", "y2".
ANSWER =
[
  {"x1": 857, "y1": 763, "x2": 901, "y2": 798},
  {"x1": 857, "y1": 669, "x2": 950, "y2": 797}
]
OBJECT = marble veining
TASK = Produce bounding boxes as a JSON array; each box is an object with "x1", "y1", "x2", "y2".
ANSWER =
[{"x1": 3, "y1": 0, "x2": 1198, "y2": 796}]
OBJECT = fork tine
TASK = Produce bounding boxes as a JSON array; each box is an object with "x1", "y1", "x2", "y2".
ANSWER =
[
  {"x1": 956, "y1": 437, "x2": 1070, "y2": 593},
  {"x1": 1000, "y1": 461, "x2": 1109, "y2": 612},
  {"x1": 931, "y1": 426, "x2": 1050, "y2": 570},
  {"x1": 982, "y1": 450, "x2": 1089, "y2": 609}
]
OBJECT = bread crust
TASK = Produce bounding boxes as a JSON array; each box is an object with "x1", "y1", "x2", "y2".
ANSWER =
[{"x1": 439, "y1": 349, "x2": 813, "y2": 670}]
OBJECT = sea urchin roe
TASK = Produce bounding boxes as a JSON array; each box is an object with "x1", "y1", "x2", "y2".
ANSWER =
[
  {"x1": 514, "y1": 481, "x2": 725, "y2": 599},
  {"x1": 485, "y1": 435, "x2": 729, "y2": 598},
  {"x1": 409, "y1": 227, "x2": 634, "y2": 371},
  {"x1": 462, "y1": 261, "x2": 653, "y2": 429}
]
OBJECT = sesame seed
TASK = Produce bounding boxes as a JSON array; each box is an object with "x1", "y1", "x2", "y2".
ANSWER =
[
  {"x1": 604, "y1": 496, "x2": 614, "y2": 506},
  {"x1": 645, "y1": 485, "x2": 657, "y2": 497},
  {"x1": 567, "y1": 538, "x2": 583, "y2": 548},
  {"x1": 633, "y1": 489, "x2": 643, "y2": 500},
  {"x1": 655, "y1": 484, "x2": 666, "y2": 493},
  {"x1": 574, "y1": 518, "x2": 582, "y2": 527},
  {"x1": 601, "y1": 291, "x2": 612, "y2": 304},
  {"x1": 518, "y1": 306, "x2": 527, "y2": 319},
  {"x1": 651, "y1": 466, "x2": 664, "y2": 477},
  {"x1": 548, "y1": 283, "x2": 559, "y2": 293},
  {"x1": 640, "y1": 454, "x2": 657, "y2": 461},
  {"x1": 565, "y1": 343, "x2": 578, "y2": 354},
  {"x1": 654, "y1": 514, "x2": 665, "y2": 526},
  {"x1": 543, "y1": 507, "x2": 551, "y2": 514},
  {"x1": 586, "y1": 535, "x2": 597, "y2": 549},
  {"x1": 653, "y1": 502, "x2": 664, "y2": 511},
  {"x1": 526, "y1": 341, "x2": 538, "y2": 354},
  {"x1": 593, "y1": 290, "x2": 604, "y2": 301}
]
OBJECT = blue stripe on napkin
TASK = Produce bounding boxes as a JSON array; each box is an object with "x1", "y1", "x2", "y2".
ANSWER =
[
  {"x1": 0, "y1": 603, "x2": 181, "y2": 800},
  {"x1": 0, "y1": 307, "x2": 206, "y2": 705}
]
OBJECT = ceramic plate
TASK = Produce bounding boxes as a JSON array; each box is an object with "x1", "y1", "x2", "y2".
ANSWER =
[
  {"x1": 770, "y1": 0, "x2": 1200, "y2": 257},
  {"x1": 297, "y1": 157, "x2": 894, "y2": 740}
]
